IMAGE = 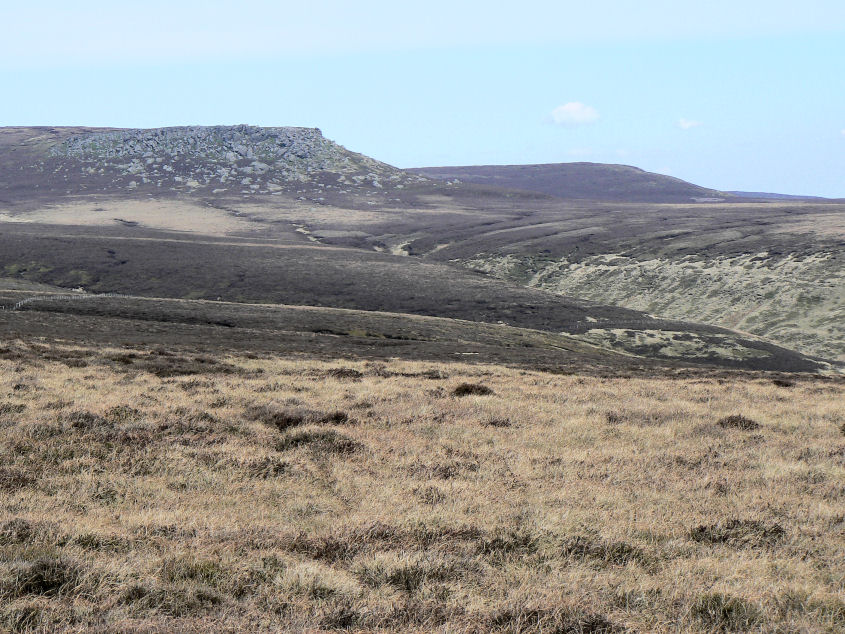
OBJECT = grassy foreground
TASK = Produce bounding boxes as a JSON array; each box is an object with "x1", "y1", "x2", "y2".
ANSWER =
[{"x1": 0, "y1": 342, "x2": 843, "y2": 632}]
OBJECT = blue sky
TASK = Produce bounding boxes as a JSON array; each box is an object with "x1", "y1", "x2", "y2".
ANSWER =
[{"x1": 3, "y1": 1, "x2": 844, "y2": 196}]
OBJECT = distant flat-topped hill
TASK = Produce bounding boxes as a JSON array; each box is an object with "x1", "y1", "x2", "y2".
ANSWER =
[
  {"x1": 0, "y1": 125, "x2": 422, "y2": 205},
  {"x1": 727, "y1": 190, "x2": 831, "y2": 201},
  {"x1": 407, "y1": 162, "x2": 735, "y2": 203}
]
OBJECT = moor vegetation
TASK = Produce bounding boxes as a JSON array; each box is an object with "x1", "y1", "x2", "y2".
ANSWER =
[
  {"x1": 2, "y1": 125, "x2": 842, "y2": 364},
  {"x1": 0, "y1": 231, "x2": 830, "y2": 374},
  {"x1": 406, "y1": 163, "x2": 732, "y2": 203},
  {"x1": 0, "y1": 342, "x2": 843, "y2": 632}
]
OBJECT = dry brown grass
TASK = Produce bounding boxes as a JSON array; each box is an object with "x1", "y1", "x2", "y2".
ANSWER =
[
  {"x1": 5, "y1": 200, "x2": 258, "y2": 236},
  {"x1": 0, "y1": 341, "x2": 843, "y2": 632}
]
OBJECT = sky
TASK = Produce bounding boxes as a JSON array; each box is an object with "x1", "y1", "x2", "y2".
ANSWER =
[{"x1": 2, "y1": 1, "x2": 844, "y2": 196}]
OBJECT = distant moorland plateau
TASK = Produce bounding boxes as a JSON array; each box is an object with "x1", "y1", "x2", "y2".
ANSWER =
[{"x1": 0, "y1": 125, "x2": 842, "y2": 369}]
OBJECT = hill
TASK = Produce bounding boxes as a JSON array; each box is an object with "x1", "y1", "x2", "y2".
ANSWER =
[
  {"x1": 0, "y1": 223, "x2": 827, "y2": 373},
  {"x1": 406, "y1": 162, "x2": 733, "y2": 203},
  {"x1": 728, "y1": 191, "x2": 830, "y2": 201},
  {"x1": 1, "y1": 125, "x2": 843, "y2": 633},
  {"x1": 0, "y1": 125, "x2": 841, "y2": 368},
  {"x1": 0, "y1": 125, "x2": 423, "y2": 208}
]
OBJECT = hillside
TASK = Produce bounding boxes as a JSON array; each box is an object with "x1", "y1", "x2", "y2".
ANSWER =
[
  {"x1": 728, "y1": 191, "x2": 830, "y2": 201},
  {"x1": 1, "y1": 125, "x2": 844, "y2": 633},
  {"x1": 406, "y1": 162, "x2": 733, "y2": 203},
  {"x1": 0, "y1": 224, "x2": 828, "y2": 373},
  {"x1": 0, "y1": 125, "x2": 425, "y2": 209},
  {"x1": 0, "y1": 125, "x2": 841, "y2": 368},
  {"x1": 1, "y1": 342, "x2": 843, "y2": 632}
]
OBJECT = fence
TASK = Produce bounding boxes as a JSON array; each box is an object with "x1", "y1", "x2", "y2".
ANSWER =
[{"x1": 0, "y1": 292, "x2": 130, "y2": 312}]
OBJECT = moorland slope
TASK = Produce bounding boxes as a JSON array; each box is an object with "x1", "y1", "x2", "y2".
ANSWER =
[
  {"x1": 0, "y1": 125, "x2": 841, "y2": 368},
  {"x1": 407, "y1": 162, "x2": 733, "y2": 203},
  {"x1": 1, "y1": 126, "x2": 844, "y2": 634},
  {"x1": 0, "y1": 344, "x2": 842, "y2": 632}
]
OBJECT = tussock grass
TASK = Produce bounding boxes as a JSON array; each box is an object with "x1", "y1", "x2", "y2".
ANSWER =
[
  {"x1": 247, "y1": 403, "x2": 352, "y2": 431},
  {"x1": 0, "y1": 467, "x2": 35, "y2": 492},
  {"x1": 688, "y1": 519, "x2": 786, "y2": 548},
  {"x1": 716, "y1": 414, "x2": 761, "y2": 430},
  {"x1": 452, "y1": 382, "x2": 495, "y2": 397},
  {"x1": 275, "y1": 428, "x2": 363, "y2": 454},
  {"x1": 0, "y1": 341, "x2": 842, "y2": 631}
]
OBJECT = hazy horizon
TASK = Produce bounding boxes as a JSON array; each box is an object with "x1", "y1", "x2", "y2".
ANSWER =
[{"x1": 3, "y1": 1, "x2": 844, "y2": 196}]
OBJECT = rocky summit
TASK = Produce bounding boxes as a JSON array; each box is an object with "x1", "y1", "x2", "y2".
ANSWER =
[
  {"x1": 56, "y1": 125, "x2": 342, "y2": 163},
  {"x1": 6, "y1": 125, "x2": 421, "y2": 199}
]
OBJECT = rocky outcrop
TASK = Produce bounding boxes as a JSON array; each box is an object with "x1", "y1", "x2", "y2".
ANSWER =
[{"x1": 43, "y1": 125, "x2": 419, "y2": 196}]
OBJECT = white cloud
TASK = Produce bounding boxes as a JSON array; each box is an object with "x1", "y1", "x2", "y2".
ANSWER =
[
  {"x1": 678, "y1": 118, "x2": 703, "y2": 130},
  {"x1": 841, "y1": 129, "x2": 845, "y2": 136},
  {"x1": 551, "y1": 102, "x2": 600, "y2": 126}
]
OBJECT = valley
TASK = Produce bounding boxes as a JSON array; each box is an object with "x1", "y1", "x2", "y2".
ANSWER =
[
  {"x1": 1, "y1": 126, "x2": 842, "y2": 368},
  {"x1": 0, "y1": 124, "x2": 843, "y2": 633}
]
